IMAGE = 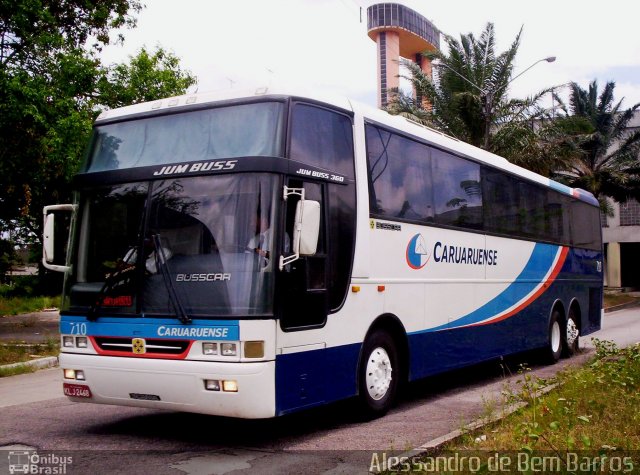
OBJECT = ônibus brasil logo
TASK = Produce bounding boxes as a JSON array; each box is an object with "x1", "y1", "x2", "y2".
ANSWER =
[{"x1": 406, "y1": 234, "x2": 430, "y2": 269}]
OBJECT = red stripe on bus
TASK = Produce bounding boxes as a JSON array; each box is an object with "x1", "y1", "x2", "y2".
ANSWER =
[{"x1": 468, "y1": 246, "x2": 569, "y2": 327}]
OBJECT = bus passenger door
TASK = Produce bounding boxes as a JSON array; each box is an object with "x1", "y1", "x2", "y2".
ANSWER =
[
  {"x1": 279, "y1": 180, "x2": 327, "y2": 330},
  {"x1": 275, "y1": 102, "x2": 357, "y2": 414},
  {"x1": 275, "y1": 179, "x2": 329, "y2": 414}
]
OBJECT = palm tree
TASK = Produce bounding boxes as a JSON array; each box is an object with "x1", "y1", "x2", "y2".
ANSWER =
[
  {"x1": 389, "y1": 23, "x2": 562, "y2": 175},
  {"x1": 390, "y1": 23, "x2": 546, "y2": 145},
  {"x1": 552, "y1": 80, "x2": 640, "y2": 209}
]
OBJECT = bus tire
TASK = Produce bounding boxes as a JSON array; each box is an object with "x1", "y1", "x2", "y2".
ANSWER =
[
  {"x1": 564, "y1": 308, "x2": 580, "y2": 356},
  {"x1": 358, "y1": 330, "x2": 399, "y2": 418},
  {"x1": 544, "y1": 310, "x2": 563, "y2": 364}
]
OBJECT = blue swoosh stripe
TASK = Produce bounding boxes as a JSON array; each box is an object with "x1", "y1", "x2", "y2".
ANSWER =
[{"x1": 424, "y1": 243, "x2": 561, "y2": 332}]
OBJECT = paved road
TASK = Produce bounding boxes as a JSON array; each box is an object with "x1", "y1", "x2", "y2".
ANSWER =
[
  {"x1": 0, "y1": 308, "x2": 638, "y2": 474},
  {"x1": 0, "y1": 310, "x2": 59, "y2": 343}
]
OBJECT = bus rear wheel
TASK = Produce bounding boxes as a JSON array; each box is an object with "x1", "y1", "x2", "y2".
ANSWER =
[
  {"x1": 564, "y1": 309, "x2": 580, "y2": 356},
  {"x1": 358, "y1": 330, "x2": 399, "y2": 418}
]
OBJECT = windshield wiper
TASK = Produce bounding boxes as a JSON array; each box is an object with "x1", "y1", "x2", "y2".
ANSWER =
[{"x1": 152, "y1": 234, "x2": 191, "y2": 325}]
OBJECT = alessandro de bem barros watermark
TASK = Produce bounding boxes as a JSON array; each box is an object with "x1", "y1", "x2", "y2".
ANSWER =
[
  {"x1": 370, "y1": 451, "x2": 637, "y2": 473},
  {"x1": 7, "y1": 451, "x2": 73, "y2": 474}
]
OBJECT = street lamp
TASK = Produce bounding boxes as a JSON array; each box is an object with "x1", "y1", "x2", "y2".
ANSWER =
[
  {"x1": 509, "y1": 56, "x2": 556, "y2": 86},
  {"x1": 431, "y1": 56, "x2": 556, "y2": 149}
]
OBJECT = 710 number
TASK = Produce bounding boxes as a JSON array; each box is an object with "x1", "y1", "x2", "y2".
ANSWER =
[{"x1": 69, "y1": 322, "x2": 87, "y2": 335}]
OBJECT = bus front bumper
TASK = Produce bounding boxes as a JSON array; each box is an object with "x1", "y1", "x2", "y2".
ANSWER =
[{"x1": 59, "y1": 353, "x2": 276, "y2": 419}]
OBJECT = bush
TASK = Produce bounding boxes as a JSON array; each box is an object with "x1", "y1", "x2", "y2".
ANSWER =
[
  {"x1": 0, "y1": 273, "x2": 63, "y2": 298},
  {"x1": 1, "y1": 275, "x2": 39, "y2": 297},
  {"x1": 0, "y1": 239, "x2": 17, "y2": 284}
]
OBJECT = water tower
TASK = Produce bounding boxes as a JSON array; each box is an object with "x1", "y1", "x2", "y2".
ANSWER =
[{"x1": 367, "y1": 3, "x2": 440, "y2": 108}]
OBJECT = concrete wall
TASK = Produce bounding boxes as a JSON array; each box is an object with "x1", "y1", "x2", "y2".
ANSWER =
[{"x1": 603, "y1": 199, "x2": 640, "y2": 289}]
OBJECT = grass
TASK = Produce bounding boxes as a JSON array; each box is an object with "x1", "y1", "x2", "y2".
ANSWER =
[
  {"x1": 603, "y1": 292, "x2": 640, "y2": 309},
  {"x1": 0, "y1": 341, "x2": 59, "y2": 377},
  {"x1": 0, "y1": 363, "x2": 37, "y2": 377},
  {"x1": 409, "y1": 340, "x2": 640, "y2": 474},
  {"x1": 0, "y1": 339, "x2": 59, "y2": 365},
  {"x1": 0, "y1": 295, "x2": 60, "y2": 316}
]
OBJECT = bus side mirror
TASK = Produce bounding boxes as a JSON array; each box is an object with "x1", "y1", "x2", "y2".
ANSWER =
[
  {"x1": 42, "y1": 204, "x2": 77, "y2": 273},
  {"x1": 279, "y1": 199, "x2": 320, "y2": 270},
  {"x1": 296, "y1": 200, "x2": 320, "y2": 256}
]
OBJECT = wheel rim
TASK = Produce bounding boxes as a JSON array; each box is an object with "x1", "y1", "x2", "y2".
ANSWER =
[
  {"x1": 365, "y1": 346, "x2": 393, "y2": 401},
  {"x1": 551, "y1": 321, "x2": 561, "y2": 353},
  {"x1": 566, "y1": 318, "x2": 579, "y2": 347}
]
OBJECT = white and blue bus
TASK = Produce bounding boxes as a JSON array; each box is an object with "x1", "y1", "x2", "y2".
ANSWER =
[{"x1": 44, "y1": 86, "x2": 603, "y2": 418}]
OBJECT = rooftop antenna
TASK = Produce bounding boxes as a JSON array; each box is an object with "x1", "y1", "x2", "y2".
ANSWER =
[{"x1": 266, "y1": 68, "x2": 275, "y2": 86}]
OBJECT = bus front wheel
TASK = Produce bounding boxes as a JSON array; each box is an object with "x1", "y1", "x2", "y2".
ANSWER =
[
  {"x1": 358, "y1": 330, "x2": 399, "y2": 418},
  {"x1": 545, "y1": 310, "x2": 563, "y2": 364}
]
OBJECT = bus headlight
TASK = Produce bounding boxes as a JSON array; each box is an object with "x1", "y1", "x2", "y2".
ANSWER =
[
  {"x1": 76, "y1": 337, "x2": 88, "y2": 348},
  {"x1": 63, "y1": 336, "x2": 75, "y2": 348},
  {"x1": 202, "y1": 342, "x2": 218, "y2": 355},
  {"x1": 220, "y1": 343, "x2": 237, "y2": 356}
]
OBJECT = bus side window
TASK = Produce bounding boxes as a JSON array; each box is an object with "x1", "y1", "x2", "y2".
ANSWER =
[
  {"x1": 289, "y1": 103, "x2": 355, "y2": 179},
  {"x1": 365, "y1": 124, "x2": 434, "y2": 223},
  {"x1": 431, "y1": 149, "x2": 482, "y2": 229}
]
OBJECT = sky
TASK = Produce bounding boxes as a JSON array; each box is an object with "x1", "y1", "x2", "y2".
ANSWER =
[{"x1": 99, "y1": 0, "x2": 640, "y2": 109}]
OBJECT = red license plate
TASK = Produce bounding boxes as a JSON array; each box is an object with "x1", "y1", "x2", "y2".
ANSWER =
[{"x1": 63, "y1": 383, "x2": 92, "y2": 398}]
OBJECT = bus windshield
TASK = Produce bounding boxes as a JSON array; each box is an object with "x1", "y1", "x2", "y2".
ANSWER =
[
  {"x1": 66, "y1": 174, "x2": 280, "y2": 317},
  {"x1": 85, "y1": 101, "x2": 284, "y2": 172}
]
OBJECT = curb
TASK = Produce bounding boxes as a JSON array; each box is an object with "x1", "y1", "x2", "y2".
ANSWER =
[
  {"x1": 0, "y1": 356, "x2": 58, "y2": 372},
  {"x1": 376, "y1": 350, "x2": 597, "y2": 473},
  {"x1": 371, "y1": 383, "x2": 560, "y2": 473},
  {"x1": 411, "y1": 383, "x2": 558, "y2": 453},
  {"x1": 604, "y1": 300, "x2": 640, "y2": 313}
]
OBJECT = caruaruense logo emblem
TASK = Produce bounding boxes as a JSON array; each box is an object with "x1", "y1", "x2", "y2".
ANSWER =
[{"x1": 406, "y1": 234, "x2": 430, "y2": 269}]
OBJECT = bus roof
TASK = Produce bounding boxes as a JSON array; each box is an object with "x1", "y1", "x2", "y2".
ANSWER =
[
  {"x1": 95, "y1": 85, "x2": 353, "y2": 124},
  {"x1": 95, "y1": 85, "x2": 599, "y2": 207}
]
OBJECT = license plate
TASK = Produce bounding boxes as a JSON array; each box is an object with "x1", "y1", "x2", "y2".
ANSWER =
[{"x1": 63, "y1": 383, "x2": 92, "y2": 398}]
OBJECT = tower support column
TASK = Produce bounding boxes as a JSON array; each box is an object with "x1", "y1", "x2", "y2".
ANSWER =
[{"x1": 376, "y1": 31, "x2": 399, "y2": 108}]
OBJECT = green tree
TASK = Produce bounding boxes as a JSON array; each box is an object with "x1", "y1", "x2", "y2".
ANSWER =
[
  {"x1": 0, "y1": 1, "x2": 197, "y2": 280},
  {"x1": 98, "y1": 46, "x2": 197, "y2": 109},
  {"x1": 1, "y1": 45, "x2": 197, "y2": 240},
  {"x1": 0, "y1": 0, "x2": 142, "y2": 72},
  {"x1": 0, "y1": 0, "x2": 143, "y2": 240},
  {"x1": 389, "y1": 23, "x2": 561, "y2": 175},
  {"x1": 552, "y1": 80, "x2": 640, "y2": 208},
  {"x1": 0, "y1": 51, "x2": 99, "y2": 242}
]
